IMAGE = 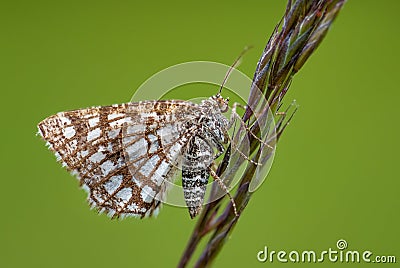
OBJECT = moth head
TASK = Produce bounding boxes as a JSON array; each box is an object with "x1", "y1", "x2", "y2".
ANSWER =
[{"x1": 212, "y1": 93, "x2": 229, "y2": 113}]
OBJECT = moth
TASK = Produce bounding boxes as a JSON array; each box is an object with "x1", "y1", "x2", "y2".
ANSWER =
[{"x1": 38, "y1": 93, "x2": 239, "y2": 219}]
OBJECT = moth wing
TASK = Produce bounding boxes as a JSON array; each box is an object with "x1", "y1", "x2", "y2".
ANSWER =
[{"x1": 38, "y1": 100, "x2": 199, "y2": 218}]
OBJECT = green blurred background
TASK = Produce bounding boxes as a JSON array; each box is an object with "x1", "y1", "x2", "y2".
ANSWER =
[{"x1": 1, "y1": 1, "x2": 399, "y2": 267}]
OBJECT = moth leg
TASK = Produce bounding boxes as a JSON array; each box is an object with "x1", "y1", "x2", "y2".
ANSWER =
[
  {"x1": 229, "y1": 102, "x2": 274, "y2": 150},
  {"x1": 227, "y1": 101, "x2": 244, "y2": 129},
  {"x1": 225, "y1": 132, "x2": 262, "y2": 166},
  {"x1": 213, "y1": 140, "x2": 225, "y2": 160},
  {"x1": 202, "y1": 117, "x2": 262, "y2": 166},
  {"x1": 209, "y1": 167, "x2": 238, "y2": 217},
  {"x1": 196, "y1": 128, "x2": 225, "y2": 160}
]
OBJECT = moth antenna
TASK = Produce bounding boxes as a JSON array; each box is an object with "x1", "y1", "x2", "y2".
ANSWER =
[{"x1": 219, "y1": 46, "x2": 253, "y2": 95}]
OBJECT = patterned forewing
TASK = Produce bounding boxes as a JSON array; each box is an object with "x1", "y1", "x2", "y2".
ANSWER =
[
  {"x1": 121, "y1": 101, "x2": 200, "y2": 212},
  {"x1": 38, "y1": 101, "x2": 200, "y2": 218}
]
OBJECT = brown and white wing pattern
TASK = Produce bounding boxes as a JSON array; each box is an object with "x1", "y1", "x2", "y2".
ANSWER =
[{"x1": 38, "y1": 101, "x2": 199, "y2": 218}]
